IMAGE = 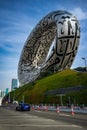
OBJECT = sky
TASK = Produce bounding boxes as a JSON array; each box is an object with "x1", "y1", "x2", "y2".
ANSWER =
[{"x1": 0, "y1": 0, "x2": 87, "y2": 91}]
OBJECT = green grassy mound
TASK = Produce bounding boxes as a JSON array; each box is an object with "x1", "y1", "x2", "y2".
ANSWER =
[{"x1": 10, "y1": 69, "x2": 87, "y2": 105}]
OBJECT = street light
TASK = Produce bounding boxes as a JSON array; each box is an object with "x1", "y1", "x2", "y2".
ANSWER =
[
  {"x1": 68, "y1": 96, "x2": 71, "y2": 106},
  {"x1": 23, "y1": 95, "x2": 24, "y2": 103},
  {"x1": 82, "y1": 57, "x2": 87, "y2": 71}
]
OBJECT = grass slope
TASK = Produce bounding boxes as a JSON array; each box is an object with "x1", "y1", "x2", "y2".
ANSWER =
[{"x1": 11, "y1": 69, "x2": 87, "y2": 105}]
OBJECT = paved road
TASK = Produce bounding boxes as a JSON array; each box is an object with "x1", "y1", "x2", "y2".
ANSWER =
[{"x1": 0, "y1": 107, "x2": 87, "y2": 130}]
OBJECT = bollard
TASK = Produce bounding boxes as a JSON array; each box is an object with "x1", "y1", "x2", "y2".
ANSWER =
[
  {"x1": 45, "y1": 106, "x2": 48, "y2": 112},
  {"x1": 56, "y1": 106, "x2": 60, "y2": 113},
  {"x1": 37, "y1": 105, "x2": 40, "y2": 111},
  {"x1": 32, "y1": 105, "x2": 34, "y2": 111},
  {"x1": 71, "y1": 107, "x2": 75, "y2": 116}
]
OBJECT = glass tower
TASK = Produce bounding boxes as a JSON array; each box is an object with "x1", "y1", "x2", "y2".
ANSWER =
[{"x1": 11, "y1": 79, "x2": 18, "y2": 91}]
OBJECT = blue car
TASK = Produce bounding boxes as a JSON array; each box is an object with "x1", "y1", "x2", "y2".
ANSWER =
[{"x1": 16, "y1": 103, "x2": 30, "y2": 111}]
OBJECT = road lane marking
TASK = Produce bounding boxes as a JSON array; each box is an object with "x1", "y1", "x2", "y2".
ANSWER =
[
  {"x1": 35, "y1": 110, "x2": 76, "y2": 118},
  {"x1": 59, "y1": 113, "x2": 72, "y2": 117},
  {"x1": 0, "y1": 124, "x2": 82, "y2": 128},
  {"x1": 72, "y1": 125, "x2": 82, "y2": 128}
]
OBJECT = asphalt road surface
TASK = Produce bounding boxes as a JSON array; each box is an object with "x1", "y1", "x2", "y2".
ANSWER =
[{"x1": 0, "y1": 106, "x2": 87, "y2": 130}]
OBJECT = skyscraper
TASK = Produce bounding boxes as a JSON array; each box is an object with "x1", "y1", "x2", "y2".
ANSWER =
[
  {"x1": 11, "y1": 79, "x2": 18, "y2": 91},
  {"x1": 5, "y1": 88, "x2": 9, "y2": 95}
]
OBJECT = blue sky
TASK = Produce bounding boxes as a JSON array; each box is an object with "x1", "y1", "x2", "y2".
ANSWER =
[{"x1": 0, "y1": 0, "x2": 87, "y2": 91}]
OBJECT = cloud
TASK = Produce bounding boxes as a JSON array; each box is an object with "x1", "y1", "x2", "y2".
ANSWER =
[
  {"x1": 0, "y1": 8, "x2": 37, "y2": 90},
  {"x1": 0, "y1": 32, "x2": 27, "y2": 54},
  {"x1": 0, "y1": 9, "x2": 36, "y2": 55},
  {"x1": 71, "y1": 8, "x2": 87, "y2": 20}
]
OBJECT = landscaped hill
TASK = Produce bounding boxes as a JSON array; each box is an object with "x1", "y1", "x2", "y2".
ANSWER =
[{"x1": 9, "y1": 69, "x2": 87, "y2": 105}]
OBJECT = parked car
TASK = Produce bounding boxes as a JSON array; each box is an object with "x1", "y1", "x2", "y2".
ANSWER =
[{"x1": 16, "y1": 103, "x2": 30, "y2": 111}]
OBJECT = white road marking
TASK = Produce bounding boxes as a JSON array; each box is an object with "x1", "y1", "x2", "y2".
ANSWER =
[
  {"x1": 0, "y1": 124, "x2": 82, "y2": 128},
  {"x1": 59, "y1": 113, "x2": 72, "y2": 117},
  {"x1": 35, "y1": 110, "x2": 73, "y2": 117}
]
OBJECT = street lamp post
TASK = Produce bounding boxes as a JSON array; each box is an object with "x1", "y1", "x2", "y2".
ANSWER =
[
  {"x1": 68, "y1": 96, "x2": 71, "y2": 106},
  {"x1": 23, "y1": 95, "x2": 24, "y2": 103},
  {"x1": 82, "y1": 57, "x2": 87, "y2": 71}
]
